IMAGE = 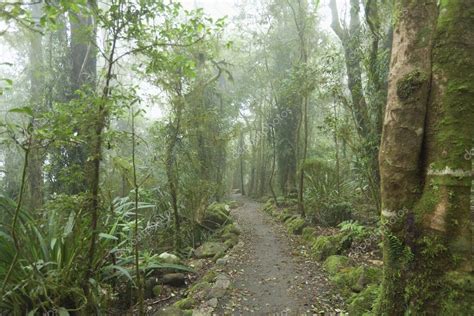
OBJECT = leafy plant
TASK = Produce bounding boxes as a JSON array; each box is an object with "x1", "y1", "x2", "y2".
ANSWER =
[{"x1": 338, "y1": 220, "x2": 369, "y2": 240}]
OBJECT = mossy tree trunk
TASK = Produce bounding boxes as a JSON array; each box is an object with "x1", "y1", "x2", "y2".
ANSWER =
[{"x1": 378, "y1": 0, "x2": 473, "y2": 314}]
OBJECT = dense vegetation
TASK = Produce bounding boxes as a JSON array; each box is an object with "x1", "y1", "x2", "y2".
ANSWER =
[{"x1": 0, "y1": 0, "x2": 472, "y2": 315}]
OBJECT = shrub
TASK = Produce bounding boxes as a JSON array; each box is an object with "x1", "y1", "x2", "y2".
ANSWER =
[{"x1": 317, "y1": 202, "x2": 353, "y2": 227}]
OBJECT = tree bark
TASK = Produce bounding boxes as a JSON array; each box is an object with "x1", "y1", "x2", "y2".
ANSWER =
[{"x1": 378, "y1": 0, "x2": 473, "y2": 313}]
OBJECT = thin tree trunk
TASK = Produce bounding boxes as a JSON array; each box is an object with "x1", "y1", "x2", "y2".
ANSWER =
[
  {"x1": 84, "y1": 1, "x2": 115, "y2": 301},
  {"x1": 166, "y1": 96, "x2": 183, "y2": 251},
  {"x1": 27, "y1": 2, "x2": 44, "y2": 211},
  {"x1": 131, "y1": 107, "x2": 144, "y2": 315},
  {"x1": 239, "y1": 131, "x2": 246, "y2": 195},
  {"x1": 333, "y1": 101, "x2": 341, "y2": 195},
  {"x1": 298, "y1": 94, "x2": 308, "y2": 216},
  {"x1": 269, "y1": 125, "x2": 278, "y2": 205}
]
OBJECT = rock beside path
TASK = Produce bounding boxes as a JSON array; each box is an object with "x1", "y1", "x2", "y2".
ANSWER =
[{"x1": 194, "y1": 241, "x2": 228, "y2": 258}]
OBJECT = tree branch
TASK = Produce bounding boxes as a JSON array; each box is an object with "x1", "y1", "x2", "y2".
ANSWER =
[{"x1": 329, "y1": 0, "x2": 345, "y2": 39}]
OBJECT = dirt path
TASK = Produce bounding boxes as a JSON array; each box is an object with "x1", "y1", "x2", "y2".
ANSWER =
[{"x1": 216, "y1": 195, "x2": 345, "y2": 315}]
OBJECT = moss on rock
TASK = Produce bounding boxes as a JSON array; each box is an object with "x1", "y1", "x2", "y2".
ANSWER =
[
  {"x1": 202, "y1": 203, "x2": 231, "y2": 229},
  {"x1": 173, "y1": 297, "x2": 196, "y2": 310},
  {"x1": 331, "y1": 266, "x2": 382, "y2": 294},
  {"x1": 310, "y1": 235, "x2": 342, "y2": 261},
  {"x1": 323, "y1": 255, "x2": 352, "y2": 275},
  {"x1": 187, "y1": 281, "x2": 211, "y2": 296},
  {"x1": 222, "y1": 223, "x2": 241, "y2": 236},
  {"x1": 194, "y1": 241, "x2": 228, "y2": 258},
  {"x1": 201, "y1": 270, "x2": 217, "y2": 283},
  {"x1": 331, "y1": 266, "x2": 363, "y2": 291},
  {"x1": 347, "y1": 284, "x2": 380, "y2": 316}
]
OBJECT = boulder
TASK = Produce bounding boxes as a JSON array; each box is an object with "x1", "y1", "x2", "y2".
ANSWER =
[
  {"x1": 216, "y1": 257, "x2": 228, "y2": 266},
  {"x1": 221, "y1": 232, "x2": 239, "y2": 249},
  {"x1": 174, "y1": 297, "x2": 196, "y2": 310},
  {"x1": 187, "y1": 259, "x2": 205, "y2": 271},
  {"x1": 207, "y1": 274, "x2": 231, "y2": 299},
  {"x1": 187, "y1": 281, "x2": 212, "y2": 300},
  {"x1": 222, "y1": 223, "x2": 241, "y2": 235},
  {"x1": 207, "y1": 297, "x2": 218, "y2": 308},
  {"x1": 311, "y1": 235, "x2": 339, "y2": 261},
  {"x1": 159, "y1": 252, "x2": 181, "y2": 264},
  {"x1": 153, "y1": 307, "x2": 187, "y2": 316},
  {"x1": 310, "y1": 233, "x2": 351, "y2": 261},
  {"x1": 161, "y1": 273, "x2": 186, "y2": 287},
  {"x1": 323, "y1": 255, "x2": 352, "y2": 275},
  {"x1": 195, "y1": 242, "x2": 228, "y2": 259},
  {"x1": 347, "y1": 284, "x2": 380, "y2": 315},
  {"x1": 201, "y1": 203, "x2": 231, "y2": 229},
  {"x1": 201, "y1": 270, "x2": 217, "y2": 283},
  {"x1": 331, "y1": 266, "x2": 382, "y2": 293},
  {"x1": 354, "y1": 266, "x2": 382, "y2": 292},
  {"x1": 153, "y1": 285, "x2": 163, "y2": 297},
  {"x1": 144, "y1": 277, "x2": 159, "y2": 299}
]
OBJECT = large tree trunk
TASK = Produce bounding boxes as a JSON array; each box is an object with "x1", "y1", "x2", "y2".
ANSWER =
[{"x1": 378, "y1": 0, "x2": 473, "y2": 314}]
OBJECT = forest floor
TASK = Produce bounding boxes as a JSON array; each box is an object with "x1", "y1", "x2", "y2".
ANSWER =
[{"x1": 214, "y1": 195, "x2": 346, "y2": 315}]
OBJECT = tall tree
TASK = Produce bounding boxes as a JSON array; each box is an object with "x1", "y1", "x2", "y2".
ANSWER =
[
  {"x1": 330, "y1": 0, "x2": 382, "y2": 208},
  {"x1": 67, "y1": 0, "x2": 97, "y2": 194},
  {"x1": 26, "y1": 2, "x2": 44, "y2": 211},
  {"x1": 378, "y1": 0, "x2": 473, "y2": 313}
]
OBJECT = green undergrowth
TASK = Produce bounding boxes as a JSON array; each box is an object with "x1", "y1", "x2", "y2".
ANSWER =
[{"x1": 262, "y1": 198, "x2": 383, "y2": 315}]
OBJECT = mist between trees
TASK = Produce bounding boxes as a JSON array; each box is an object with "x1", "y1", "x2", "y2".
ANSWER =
[{"x1": 0, "y1": 0, "x2": 472, "y2": 315}]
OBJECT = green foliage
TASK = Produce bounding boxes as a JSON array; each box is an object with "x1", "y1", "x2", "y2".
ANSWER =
[
  {"x1": 310, "y1": 235, "x2": 339, "y2": 261},
  {"x1": 285, "y1": 216, "x2": 306, "y2": 235},
  {"x1": 338, "y1": 220, "x2": 369, "y2": 240},
  {"x1": 304, "y1": 159, "x2": 357, "y2": 225},
  {"x1": 302, "y1": 226, "x2": 317, "y2": 241},
  {"x1": 347, "y1": 284, "x2": 380, "y2": 316},
  {"x1": 0, "y1": 190, "x2": 195, "y2": 314},
  {"x1": 316, "y1": 202, "x2": 353, "y2": 227},
  {"x1": 0, "y1": 195, "x2": 94, "y2": 313}
]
